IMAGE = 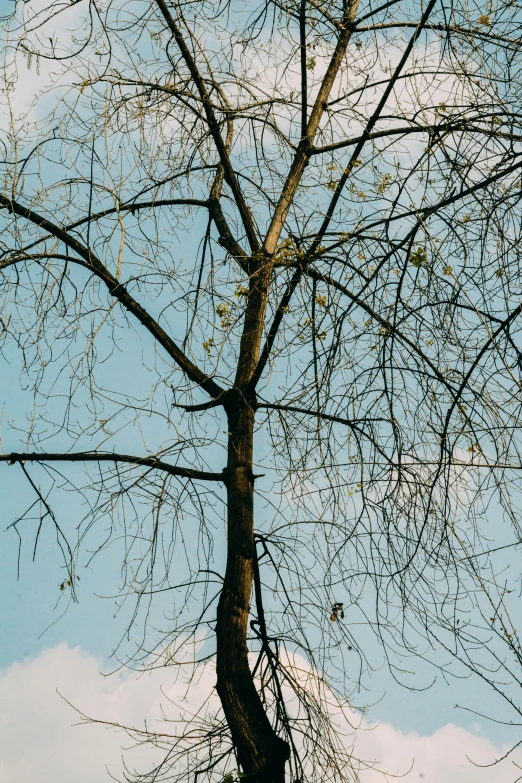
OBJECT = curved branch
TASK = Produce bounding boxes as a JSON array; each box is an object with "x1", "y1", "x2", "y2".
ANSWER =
[
  {"x1": 154, "y1": 0, "x2": 260, "y2": 253},
  {"x1": 312, "y1": 154, "x2": 522, "y2": 257},
  {"x1": 440, "y1": 302, "x2": 522, "y2": 447},
  {"x1": 304, "y1": 265, "x2": 455, "y2": 392},
  {"x1": 258, "y1": 402, "x2": 387, "y2": 428},
  {"x1": 66, "y1": 197, "x2": 210, "y2": 229},
  {"x1": 355, "y1": 21, "x2": 520, "y2": 48},
  {"x1": 251, "y1": 0, "x2": 440, "y2": 390},
  {"x1": 0, "y1": 452, "x2": 225, "y2": 482},
  {"x1": 310, "y1": 0, "x2": 440, "y2": 249},
  {"x1": 249, "y1": 267, "x2": 302, "y2": 391},
  {"x1": 311, "y1": 122, "x2": 522, "y2": 155},
  {"x1": 262, "y1": 0, "x2": 361, "y2": 255},
  {"x1": 0, "y1": 194, "x2": 225, "y2": 400},
  {"x1": 251, "y1": 150, "x2": 522, "y2": 392}
]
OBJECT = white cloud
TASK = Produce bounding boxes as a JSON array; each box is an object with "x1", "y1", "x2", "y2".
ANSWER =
[
  {"x1": 0, "y1": 644, "x2": 520, "y2": 783},
  {"x1": 0, "y1": 644, "x2": 218, "y2": 783},
  {"x1": 356, "y1": 720, "x2": 520, "y2": 783}
]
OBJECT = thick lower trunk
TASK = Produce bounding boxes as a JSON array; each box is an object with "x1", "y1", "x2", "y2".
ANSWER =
[{"x1": 216, "y1": 396, "x2": 290, "y2": 783}]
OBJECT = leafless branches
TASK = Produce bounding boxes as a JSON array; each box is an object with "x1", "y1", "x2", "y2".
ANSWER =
[{"x1": 2, "y1": 0, "x2": 522, "y2": 781}]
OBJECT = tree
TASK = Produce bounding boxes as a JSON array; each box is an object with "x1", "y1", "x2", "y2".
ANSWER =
[{"x1": 2, "y1": 0, "x2": 522, "y2": 781}]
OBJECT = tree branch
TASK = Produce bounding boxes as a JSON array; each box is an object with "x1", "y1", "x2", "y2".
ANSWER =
[
  {"x1": 66, "y1": 198, "x2": 210, "y2": 229},
  {"x1": 154, "y1": 0, "x2": 260, "y2": 253},
  {"x1": 263, "y1": 0, "x2": 361, "y2": 255},
  {"x1": 355, "y1": 21, "x2": 520, "y2": 48},
  {"x1": 304, "y1": 265, "x2": 456, "y2": 392},
  {"x1": 0, "y1": 452, "x2": 225, "y2": 482},
  {"x1": 0, "y1": 194, "x2": 225, "y2": 400},
  {"x1": 310, "y1": 0, "x2": 440, "y2": 248},
  {"x1": 300, "y1": 0, "x2": 308, "y2": 139},
  {"x1": 251, "y1": 0, "x2": 437, "y2": 390},
  {"x1": 258, "y1": 402, "x2": 387, "y2": 428},
  {"x1": 312, "y1": 123, "x2": 522, "y2": 155}
]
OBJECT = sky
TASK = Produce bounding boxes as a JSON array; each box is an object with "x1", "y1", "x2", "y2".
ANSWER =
[
  {"x1": 1, "y1": 641, "x2": 521, "y2": 783},
  {"x1": 1, "y1": 2, "x2": 522, "y2": 781},
  {"x1": 2, "y1": 439, "x2": 522, "y2": 783}
]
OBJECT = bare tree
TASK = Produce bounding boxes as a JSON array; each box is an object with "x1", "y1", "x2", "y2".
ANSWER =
[{"x1": 2, "y1": 0, "x2": 522, "y2": 781}]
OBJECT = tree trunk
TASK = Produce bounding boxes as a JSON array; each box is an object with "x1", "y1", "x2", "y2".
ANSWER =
[{"x1": 216, "y1": 392, "x2": 290, "y2": 783}]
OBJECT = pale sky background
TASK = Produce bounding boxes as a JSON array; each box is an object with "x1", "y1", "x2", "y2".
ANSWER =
[{"x1": 1, "y1": 3, "x2": 522, "y2": 781}]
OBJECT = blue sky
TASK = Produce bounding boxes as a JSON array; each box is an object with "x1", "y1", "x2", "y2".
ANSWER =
[
  {"x1": 1, "y1": 430, "x2": 521, "y2": 748},
  {"x1": 2, "y1": 458, "x2": 522, "y2": 783},
  {"x1": 2, "y1": 1, "x2": 522, "y2": 779}
]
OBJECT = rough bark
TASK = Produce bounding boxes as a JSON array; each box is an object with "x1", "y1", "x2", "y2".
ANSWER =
[
  {"x1": 213, "y1": 5, "x2": 363, "y2": 776},
  {"x1": 216, "y1": 391, "x2": 290, "y2": 783}
]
